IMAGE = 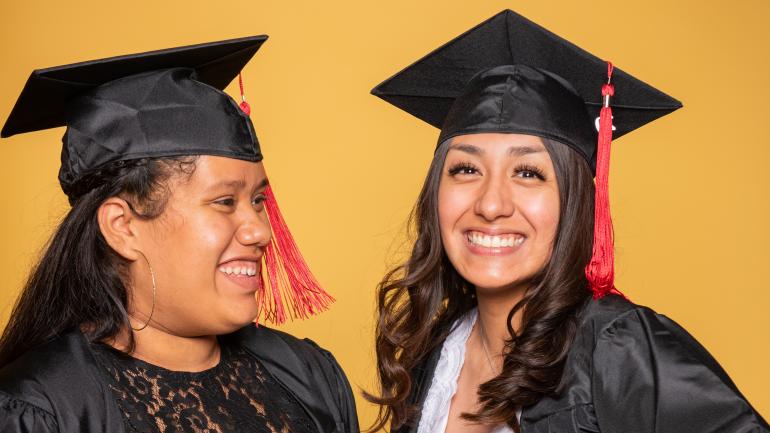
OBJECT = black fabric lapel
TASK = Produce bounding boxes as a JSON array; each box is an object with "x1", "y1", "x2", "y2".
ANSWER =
[
  {"x1": 392, "y1": 346, "x2": 442, "y2": 433},
  {"x1": 230, "y1": 325, "x2": 341, "y2": 433}
]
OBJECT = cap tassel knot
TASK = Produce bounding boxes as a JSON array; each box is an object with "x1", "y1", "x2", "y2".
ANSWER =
[
  {"x1": 585, "y1": 62, "x2": 624, "y2": 299},
  {"x1": 258, "y1": 185, "x2": 335, "y2": 324},
  {"x1": 238, "y1": 73, "x2": 251, "y2": 116}
]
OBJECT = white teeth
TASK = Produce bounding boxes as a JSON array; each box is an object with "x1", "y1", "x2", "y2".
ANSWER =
[
  {"x1": 219, "y1": 263, "x2": 258, "y2": 276},
  {"x1": 467, "y1": 232, "x2": 524, "y2": 248}
]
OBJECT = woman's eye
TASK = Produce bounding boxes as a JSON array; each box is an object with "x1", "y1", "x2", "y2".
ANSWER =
[
  {"x1": 215, "y1": 197, "x2": 236, "y2": 207},
  {"x1": 252, "y1": 194, "x2": 266, "y2": 207},
  {"x1": 448, "y1": 163, "x2": 480, "y2": 176},
  {"x1": 514, "y1": 165, "x2": 546, "y2": 180}
]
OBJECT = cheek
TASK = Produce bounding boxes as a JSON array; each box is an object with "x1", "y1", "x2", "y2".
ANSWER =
[
  {"x1": 170, "y1": 214, "x2": 234, "y2": 259},
  {"x1": 148, "y1": 211, "x2": 237, "y2": 291},
  {"x1": 438, "y1": 182, "x2": 474, "y2": 240},
  {"x1": 149, "y1": 212, "x2": 246, "y2": 328},
  {"x1": 519, "y1": 188, "x2": 560, "y2": 242},
  {"x1": 191, "y1": 221, "x2": 233, "y2": 256}
]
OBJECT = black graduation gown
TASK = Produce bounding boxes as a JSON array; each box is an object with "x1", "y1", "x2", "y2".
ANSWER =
[
  {"x1": 396, "y1": 295, "x2": 769, "y2": 433},
  {"x1": 0, "y1": 325, "x2": 359, "y2": 433}
]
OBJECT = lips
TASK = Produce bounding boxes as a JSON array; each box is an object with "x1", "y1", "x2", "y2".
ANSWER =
[{"x1": 217, "y1": 259, "x2": 260, "y2": 291}]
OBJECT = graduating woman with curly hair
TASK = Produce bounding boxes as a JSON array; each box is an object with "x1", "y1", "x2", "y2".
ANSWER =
[{"x1": 366, "y1": 10, "x2": 768, "y2": 433}]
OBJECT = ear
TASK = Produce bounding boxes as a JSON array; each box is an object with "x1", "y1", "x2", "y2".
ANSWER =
[{"x1": 97, "y1": 197, "x2": 141, "y2": 261}]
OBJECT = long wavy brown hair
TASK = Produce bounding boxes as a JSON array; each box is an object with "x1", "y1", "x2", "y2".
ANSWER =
[{"x1": 365, "y1": 137, "x2": 595, "y2": 432}]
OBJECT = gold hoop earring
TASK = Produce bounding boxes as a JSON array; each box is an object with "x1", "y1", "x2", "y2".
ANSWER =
[{"x1": 131, "y1": 251, "x2": 156, "y2": 331}]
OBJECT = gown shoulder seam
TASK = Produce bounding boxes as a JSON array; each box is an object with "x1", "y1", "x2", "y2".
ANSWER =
[
  {"x1": 591, "y1": 305, "x2": 649, "y2": 344},
  {"x1": 0, "y1": 389, "x2": 58, "y2": 420}
]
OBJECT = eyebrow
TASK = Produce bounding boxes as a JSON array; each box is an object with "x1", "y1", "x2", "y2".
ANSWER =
[
  {"x1": 449, "y1": 143, "x2": 545, "y2": 156},
  {"x1": 508, "y1": 145, "x2": 545, "y2": 156},
  {"x1": 449, "y1": 143, "x2": 482, "y2": 155},
  {"x1": 207, "y1": 178, "x2": 269, "y2": 191}
]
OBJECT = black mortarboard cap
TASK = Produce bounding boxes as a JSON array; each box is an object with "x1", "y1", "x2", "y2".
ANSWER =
[
  {"x1": 371, "y1": 10, "x2": 682, "y2": 168},
  {"x1": 1, "y1": 35, "x2": 267, "y2": 199}
]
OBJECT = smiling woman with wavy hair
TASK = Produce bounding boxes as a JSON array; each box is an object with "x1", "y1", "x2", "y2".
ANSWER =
[
  {"x1": 365, "y1": 10, "x2": 769, "y2": 433},
  {"x1": 367, "y1": 136, "x2": 594, "y2": 430}
]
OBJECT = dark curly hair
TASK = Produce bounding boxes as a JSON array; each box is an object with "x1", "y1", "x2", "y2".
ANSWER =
[
  {"x1": 0, "y1": 156, "x2": 197, "y2": 368},
  {"x1": 365, "y1": 137, "x2": 595, "y2": 432}
]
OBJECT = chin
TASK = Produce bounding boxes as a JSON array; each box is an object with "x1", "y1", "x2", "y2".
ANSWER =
[
  {"x1": 457, "y1": 257, "x2": 542, "y2": 290},
  {"x1": 464, "y1": 269, "x2": 535, "y2": 294},
  {"x1": 228, "y1": 309, "x2": 259, "y2": 329},
  {"x1": 473, "y1": 279, "x2": 526, "y2": 293},
  {"x1": 214, "y1": 303, "x2": 259, "y2": 333}
]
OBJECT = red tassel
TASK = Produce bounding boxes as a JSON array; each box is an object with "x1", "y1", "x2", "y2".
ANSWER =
[
  {"x1": 238, "y1": 73, "x2": 251, "y2": 116},
  {"x1": 257, "y1": 185, "x2": 334, "y2": 324},
  {"x1": 585, "y1": 62, "x2": 624, "y2": 299},
  {"x1": 240, "y1": 101, "x2": 251, "y2": 116}
]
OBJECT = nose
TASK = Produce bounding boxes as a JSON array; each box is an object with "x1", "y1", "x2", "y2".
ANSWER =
[
  {"x1": 474, "y1": 172, "x2": 515, "y2": 222},
  {"x1": 235, "y1": 207, "x2": 271, "y2": 248}
]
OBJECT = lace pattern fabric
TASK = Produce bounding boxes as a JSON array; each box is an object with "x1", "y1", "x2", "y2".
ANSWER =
[
  {"x1": 416, "y1": 309, "x2": 515, "y2": 433},
  {"x1": 90, "y1": 341, "x2": 316, "y2": 433}
]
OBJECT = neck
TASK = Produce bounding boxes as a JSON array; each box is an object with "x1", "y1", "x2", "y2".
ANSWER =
[
  {"x1": 108, "y1": 324, "x2": 221, "y2": 372},
  {"x1": 475, "y1": 285, "x2": 526, "y2": 359}
]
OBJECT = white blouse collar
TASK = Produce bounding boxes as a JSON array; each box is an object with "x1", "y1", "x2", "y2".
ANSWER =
[{"x1": 416, "y1": 308, "x2": 516, "y2": 433}]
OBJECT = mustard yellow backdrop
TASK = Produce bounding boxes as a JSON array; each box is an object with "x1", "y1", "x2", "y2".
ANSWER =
[{"x1": 1, "y1": 0, "x2": 768, "y2": 428}]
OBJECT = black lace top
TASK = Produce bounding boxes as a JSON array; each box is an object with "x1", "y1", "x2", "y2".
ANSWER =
[{"x1": 90, "y1": 341, "x2": 317, "y2": 433}]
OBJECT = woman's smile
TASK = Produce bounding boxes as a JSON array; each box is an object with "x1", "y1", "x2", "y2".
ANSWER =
[
  {"x1": 464, "y1": 229, "x2": 526, "y2": 255},
  {"x1": 218, "y1": 258, "x2": 262, "y2": 292}
]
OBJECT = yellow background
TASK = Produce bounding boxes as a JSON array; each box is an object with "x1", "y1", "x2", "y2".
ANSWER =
[{"x1": 1, "y1": 0, "x2": 768, "y2": 428}]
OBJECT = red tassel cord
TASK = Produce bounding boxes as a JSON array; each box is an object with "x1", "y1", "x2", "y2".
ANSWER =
[
  {"x1": 259, "y1": 185, "x2": 335, "y2": 324},
  {"x1": 238, "y1": 73, "x2": 251, "y2": 116},
  {"x1": 236, "y1": 73, "x2": 333, "y2": 323},
  {"x1": 585, "y1": 62, "x2": 624, "y2": 299}
]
